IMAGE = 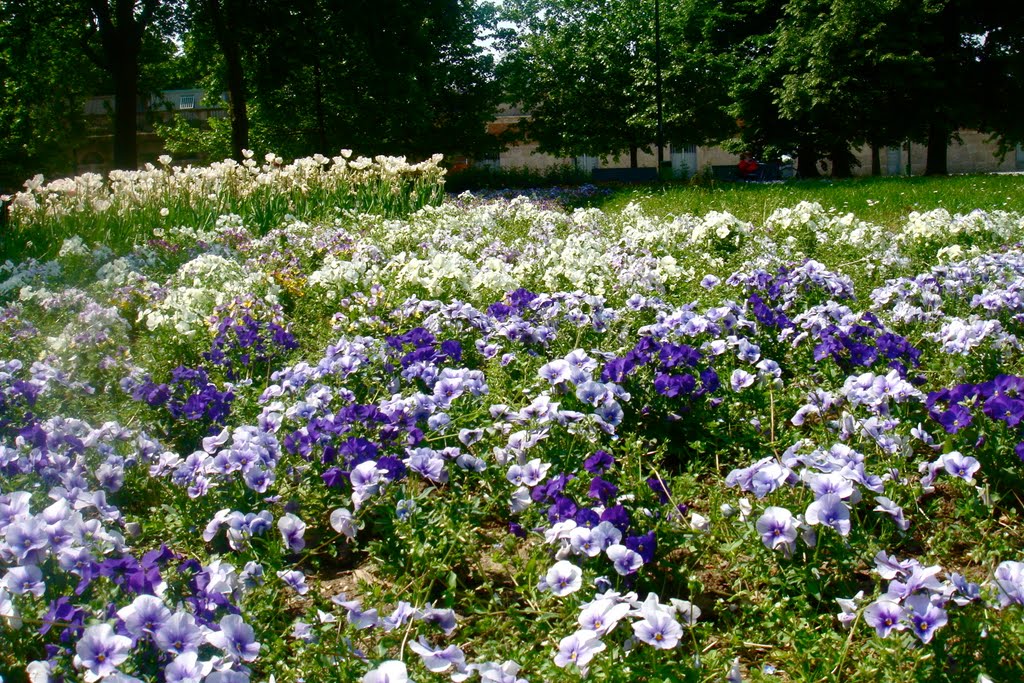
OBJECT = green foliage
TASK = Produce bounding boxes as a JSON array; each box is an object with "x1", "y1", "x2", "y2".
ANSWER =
[
  {"x1": 0, "y1": 1, "x2": 101, "y2": 188},
  {"x1": 154, "y1": 113, "x2": 234, "y2": 162},
  {"x1": 229, "y1": 0, "x2": 499, "y2": 160},
  {"x1": 498, "y1": 0, "x2": 1024, "y2": 176},
  {"x1": 444, "y1": 163, "x2": 590, "y2": 192},
  {"x1": 497, "y1": 0, "x2": 659, "y2": 161}
]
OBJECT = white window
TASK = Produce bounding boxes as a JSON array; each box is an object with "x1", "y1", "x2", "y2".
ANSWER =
[{"x1": 178, "y1": 95, "x2": 196, "y2": 110}]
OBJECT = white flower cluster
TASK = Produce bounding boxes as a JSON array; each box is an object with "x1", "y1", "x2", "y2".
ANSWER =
[
  {"x1": 140, "y1": 254, "x2": 276, "y2": 338},
  {"x1": 899, "y1": 208, "x2": 1024, "y2": 248},
  {"x1": 6, "y1": 152, "x2": 446, "y2": 224}
]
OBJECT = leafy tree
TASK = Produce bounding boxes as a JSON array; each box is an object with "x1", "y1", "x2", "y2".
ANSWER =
[
  {"x1": 870, "y1": 0, "x2": 1024, "y2": 175},
  {"x1": 79, "y1": 0, "x2": 185, "y2": 169},
  {"x1": 974, "y1": 5, "x2": 1024, "y2": 158},
  {"x1": 658, "y1": 1, "x2": 740, "y2": 151},
  {"x1": 2, "y1": 0, "x2": 185, "y2": 175},
  {"x1": 235, "y1": 0, "x2": 498, "y2": 160},
  {"x1": 498, "y1": 0, "x2": 792, "y2": 170},
  {"x1": 774, "y1": 0, "x2": 935, "y2": 177},
  {"x1": 183, "y1": 0, "x2": 251, "y2": 161},
  {"x1": 923, "y1": 0, "x2": 1024, "y2": 174},
  {"x1": 685, "y1": 0, "x2": 1024, "y2": 176},
  {"x1": 670, "y1": 0, "x2": 809, "y2": 171},
  {"x1": 498, "y1": 0, "x2": 659, "y2": 167},
  {"x1": 0, "y1": 1, "x2": 104, "y2": 188}
]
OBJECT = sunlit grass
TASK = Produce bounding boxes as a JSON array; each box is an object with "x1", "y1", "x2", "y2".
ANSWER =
[{"x1": 591, "y1": 174, "x2": 1024, "y2": 227}]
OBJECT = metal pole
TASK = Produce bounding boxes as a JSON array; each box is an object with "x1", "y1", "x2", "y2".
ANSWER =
[{"x1": 655, "y1": 0, "x2": 664, "y2": 175}]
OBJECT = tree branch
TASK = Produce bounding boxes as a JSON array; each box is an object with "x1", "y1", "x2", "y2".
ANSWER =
[{"x1": 79, "y1": 16, "x2": 108, "y2": 70}]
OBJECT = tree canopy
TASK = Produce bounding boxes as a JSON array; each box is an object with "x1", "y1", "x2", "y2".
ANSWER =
[
  {"x1": 0, "y1": 0, "x2": 498, "y2": 180},
  {"x1": 2, "y1": 0, "x2": 1024, "y2": 180},
  {"x1": 498, "y1": 0, "x2": 1024, "y2": 175}
]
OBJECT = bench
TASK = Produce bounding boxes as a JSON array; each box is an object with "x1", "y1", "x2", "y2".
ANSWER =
[
  {"x1": 711, "y1": 165, "x2": 739, "y2": 182},
  {"x1": 591, "y1": 167, "x2": 659, "y2": 183},
  {"x1": 711, "y1": 162, "x2": 783, "y2": 182}
]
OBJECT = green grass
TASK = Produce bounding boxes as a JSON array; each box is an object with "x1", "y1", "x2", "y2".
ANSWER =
[{"x1": 588, "y1": 174, "x2": 1024, "y2": 227}]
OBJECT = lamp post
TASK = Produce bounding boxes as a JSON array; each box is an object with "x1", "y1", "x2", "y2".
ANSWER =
[{"x1": 655, "y1": 0, "x2": 664, "y2": 175}]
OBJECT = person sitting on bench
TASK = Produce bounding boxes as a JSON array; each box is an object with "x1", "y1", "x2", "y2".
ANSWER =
[{"x1": 738, "y1": 152, "x2": 760, "y2": 181}]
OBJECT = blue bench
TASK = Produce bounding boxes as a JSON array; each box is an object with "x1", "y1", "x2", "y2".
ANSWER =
[
  {"x1": 712, "y1": 162, "x2": 782, "y2": 182},
  {"x1": 591, "y1": 168, "x2": 659, "y2": 183}
]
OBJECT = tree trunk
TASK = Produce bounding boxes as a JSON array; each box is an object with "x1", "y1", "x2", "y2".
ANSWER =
[
  {"x1": 90, "y1": 0, "x2": 151, "y2": 171},
  {"x1": 207, "y1": 0, "x2": 249, "y2": 161},
  {"x1": 111, "y1": 38, "x2": 139, "y2": 170},
  {"x1": 797, "y1": 141, "x2": 819, "y2": 179},
  {"x1": 871, "y1": 143, "x2": 881, "y2": 176},
  {"x1": 925, "y1": 120, "x2": 948, "y2": 175},
  {"x1": 830, "y1": 147, "x2": 852, "y2": 178},
  {"x1": 313, "y1": 59, "x2": 327, "y2": 153},
  {"x1": 629, "y1": 144, "x2": 638, "y2": 169}
]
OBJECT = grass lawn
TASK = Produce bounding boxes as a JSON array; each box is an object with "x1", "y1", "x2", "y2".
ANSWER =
[{"x1": 589, "y1": 174, "x2": 1024, "y2": 227}]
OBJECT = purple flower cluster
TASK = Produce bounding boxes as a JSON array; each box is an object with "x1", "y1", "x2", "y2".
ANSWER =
[
  {"x1": 853, "y1": 551, "x2": 1001, "y2": 644},
  {"x1": 927, "y1": 375, "x2": 1024, "y2": 440},
  {"x1": 553, "y1": 590, "x2": 699, "y2": 673},
  {"x1": 125, "y1": 365, "x2": 234, "y2": 432},
  {"x1": 204, "y1": 297, "x2": 298, "y2": 380},
  {"x1": 0, "y1": 359, "x2": 44, "y2": 433},
  {"x1": 145, "y1": 423, "x2": 282, "y2": 498},
  {"x1": 727, "y1": 259, "x2": 856, "y2": 311},
  {"x1": 523, "y1": 449, "x2": 669, "y2": 584},
  {"x1": 730, "y1": 438, "x2": 906, "y2": 551},
  {"x1": 2, "y1": 481, "x2": 259, "y2": 680},
  {"x1": 604, "y1": 335, "x2": 720, "y2": 404}
]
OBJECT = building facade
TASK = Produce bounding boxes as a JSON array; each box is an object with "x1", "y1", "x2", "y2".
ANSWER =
[
  {"x1": 485, "y1": 106, "x2": 1024, "y2": 177},
  {"x1": 75, "y1": 89, "x2": 226, "y2": 174}
]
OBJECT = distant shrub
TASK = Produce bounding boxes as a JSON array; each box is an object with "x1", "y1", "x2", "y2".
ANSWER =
[{"x1": 444, "y1": 162, "x2": 589, "y2": 192}]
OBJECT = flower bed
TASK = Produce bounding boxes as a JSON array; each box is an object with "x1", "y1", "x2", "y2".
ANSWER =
[{"x1": 2, "y1": 163, "x2": 1024, "y2": 682}]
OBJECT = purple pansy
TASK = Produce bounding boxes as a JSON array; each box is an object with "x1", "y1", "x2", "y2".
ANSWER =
[
  {"x1": 542, "y1": 560, "x2": 582, "y2": 597},
  {"x1": 606, "y1": 544, "x2": 643, "y2": 575},
  {"x1": 906, "y1": 595, "x2": 948, "y2": 644},
  {"x1": 409, "y1": 636, "x2": 466, "y2": 673},
  {"x1": 804, "y1": 494, "x2": 851, "y2": 536},
  {"x1": 277, "y1": 512, "x2": 306, "y2": 552},
  {"x1": 206, "y1": 614, "x2": 261, "y2": 662},
  {"x1": 74, "y1": 623, "x2": 133, "y2": 681},
  {"x1": 755, "y1": 506, "x2": 797, "y2": 556},
  {"x1": 632, "y1": 608, "x2": 682, "y2": 649},
  {"x1": 584, "y1": 450, "x2": 614, "y2": 474},
  {"x1": 864, "y1": 599, "x2": 906, "y2": 638},
  {"x1": 554, "y1": 629, "x2": 606, "y2": 670}
]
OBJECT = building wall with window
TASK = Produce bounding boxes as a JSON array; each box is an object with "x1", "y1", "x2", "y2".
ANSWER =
[
  {"x1": 851, "y1": 132, "x2": 1022, "y2": 176},
  {"x1": 483, "y1": 106, "x2": 1023, "y2": 177},
  {"x1": 76, "y1": 89, "x2": 227, "y2": 174}
]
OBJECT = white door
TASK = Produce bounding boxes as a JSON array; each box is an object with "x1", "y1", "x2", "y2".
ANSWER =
[
  {"x1": 886, "y1": 147, "x2": 902, "y2": 175},
  {"x1": 671, "y1": 145, "x2": 698, "y2": 178},
  {"x1": 577, "y1": 155, "x2": 598, "y2": 172}
]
